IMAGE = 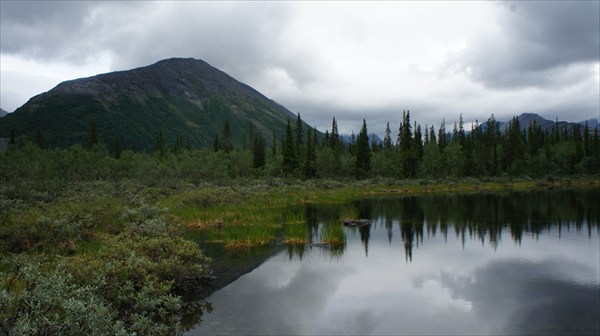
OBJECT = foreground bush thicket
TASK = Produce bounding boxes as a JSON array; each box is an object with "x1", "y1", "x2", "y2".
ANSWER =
[{"x1": 0, "y1": 190, "x2": 212, "y2": 335}]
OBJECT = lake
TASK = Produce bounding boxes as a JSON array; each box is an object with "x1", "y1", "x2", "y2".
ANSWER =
[{"x1": 186, "y1": 189, "x2": 600, "y2": 335}]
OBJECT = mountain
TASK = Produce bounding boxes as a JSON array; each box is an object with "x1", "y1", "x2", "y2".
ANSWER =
[
  {"x1": 0, "y1": 58, "x2": 301, "y2": 150},
  {"x1": 0, "y1": 108, "x2": 8, "y2": 118},
  {"x1": 515, "y1": 113, "x2": 558, "y2": 131},
  {"x1": 340, "y1": 133, "x2": 382, "y2": 144},
  {"x1": 481, "y1": 113, "x2": 597, "y2": 133},
  {"x1": 579, "y1": 118, "x2": 599, "y2": 129}
]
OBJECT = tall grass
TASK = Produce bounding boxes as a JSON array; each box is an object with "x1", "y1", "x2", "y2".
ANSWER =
[
  {"x1": 283, "y1": 223, "x2": 309, "y2": 245},
  {"x1": 320, "y1": 223, "x2": 346, "y2": 247}
]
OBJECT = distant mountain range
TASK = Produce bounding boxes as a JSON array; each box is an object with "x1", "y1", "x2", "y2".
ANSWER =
[
  {"x1": 479, "y1": 112, "x2": 598, "y2": 133},
  {"x1": 0, "y1": 108, "x2": 8, "y2": 118},
  {"x1": 0, "y1": 58, "x2": 303, "y2": 150},
  {"x1": 340, "y1": 133, "x2": 382, "y2": 145}
]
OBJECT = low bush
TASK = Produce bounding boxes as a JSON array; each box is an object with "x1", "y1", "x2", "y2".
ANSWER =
[{"x1": 1, "y1": 233, "x2": 213, "y2": 335}]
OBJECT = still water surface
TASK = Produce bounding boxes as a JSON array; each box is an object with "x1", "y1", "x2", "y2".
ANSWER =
[{"x1": 188, "y1": 190, "x2": 600, "y2": 335}]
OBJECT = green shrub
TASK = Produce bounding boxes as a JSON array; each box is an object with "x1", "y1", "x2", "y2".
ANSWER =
[
  {"x1": 1, "y1": 233, "x2": 213, "y2": 336},
  {"x1": 122, "y1": 201, "x2": 174, "y2": 237},
  {"x1": 0, "y1": 257, "x2": 116, "y2": 335}
]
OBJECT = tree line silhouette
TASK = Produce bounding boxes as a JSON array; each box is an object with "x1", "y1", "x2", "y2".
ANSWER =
[{"x1": 5, "y1": 111, "x2": 599, "y2": 181}]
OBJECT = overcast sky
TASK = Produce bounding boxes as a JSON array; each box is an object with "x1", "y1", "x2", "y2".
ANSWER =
[{"x1": 1, "y1": 1, "x2": 598, "y2": 134}]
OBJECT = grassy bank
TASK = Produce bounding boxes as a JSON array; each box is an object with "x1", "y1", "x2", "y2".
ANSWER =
[{"x1": 161, "y1": 176, "x2": 599, "y2": 249}]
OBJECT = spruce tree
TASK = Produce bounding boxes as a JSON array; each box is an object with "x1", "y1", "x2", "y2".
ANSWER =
[
  {"x1": 222, "y1": 121, "x2": 232, "y2": 153},
  {"x1": 371, "y1": 134, "x2": 379, "y2": 153},
  {"x1": 355, "y1": 119, "x2": 371, "y2": 178},
  {"x1": 154, "y1": 130, "x2": 165, "y2": 157},
  {"x1": 401, "y1": 111, "x2": 413, "y2": 151},
  {"x1": 573, "y1": 124, "x2": 583, "y2": 163},
  {"x1": 89, "y1": 122, "x2": 98, "y2": 148},
  {"x1": 429, "y1": 125, "x2": 437, "y2": 145},
  {"x1": 397, "y1": 111, "x2": 405, "y2": 147},
  {"x1": 383, "y1": 122, "x2": 392, "y2": 150},
  {"x1": 303, "y1": 127, "x2": 316, "y2": 177},
  {"x1": 295, "y1": 113, "x2": 304, "y2": 157},
  {"x1": 437, "y1": 119, "x2": 447, "y2": 152},
  {"x1": 114, "y1": 136, "x2": 122, "y2": 159},
  {"x1": 282, "y1": 119, "x2": 298, "y2": 175},
  {"x1": 9, "y1": 129, "x2": 16, "y2": 145},
  {"x1": 502, "y1": 116, "x2": 526, "y2": 173},
  {"x1": 172, "y1": 135, "x2": 183, "y2": 154},
  {"x1": 329, "y1": 118, "x2": 342, "y2": 175},
  {"x1": 399, "y1": 111, "x2": 415, "y2": 177},
  {"x1": 452, "y1": 122, "x2": 459, "y2": 145},
  {"x1": 593, "y1": 127, "x2": 599, "y2": 158},
  {"x1": 583, "y1": 122, "x2": 591, "y2": 157},
  {"x1": 527, "y1": 120, "x2": 544, "y2": 157},
  {"x1": 458, "y1": 113, "x2": 466, "y2": 146},
  {"x1": 349, "y1": 131, "x2": 356, "y2": 154},
  {"x1": 253, "y1": 134, "x2": 266, "y2": 168},
  {"x1": 414, "y1": 123, "x2": 423, "y2": 159},
  {"x1": 330, "y1": 117, "x2": 340, "y2": 150},
  {"x1": 554, "y1": 118, "x2": 560, "y2": 143},
  {"x1": 213, "y1": 134, "x2": 221, "y2": 152}
]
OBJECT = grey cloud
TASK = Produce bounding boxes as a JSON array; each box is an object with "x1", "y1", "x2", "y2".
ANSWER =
[
  {"x1": 0, "y1": 2, "x2": 88, "y2": 59},
  {"x1": 190, "y1": 257, "x2": 351, "y2": 335},
  {"x1": 2, "y1": 2, "x2": 597, "y2": 127},
  {"x1": 0, "y1": 2, "x2": 151, "y2": 64},
  {"x1": 1, "y1": 2, "x2": 320, "y2": 89},
  {"x1": 448, "y1": 1, "x2": 599, "y2": 89},
  {"x1": 441, "y1": 258, "x2": 600, "y2": 335},
  {"x1": 102, "y1": 2, "x2": 324, "y2": 91}
]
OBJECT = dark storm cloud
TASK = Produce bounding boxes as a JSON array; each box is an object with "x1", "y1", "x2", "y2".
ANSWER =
[
  {"x1": 0, "y1": 2, "x2": 317, "y2": 86},
  {"x1": 1, "y1": 1, "x2": 87, "y2": 58},
  {"x1": 0, "y1": 2, "x2": 151, "y2": 63},
  {"x1": 449, "y1": 1, "x2": 599, "y2": 89}
]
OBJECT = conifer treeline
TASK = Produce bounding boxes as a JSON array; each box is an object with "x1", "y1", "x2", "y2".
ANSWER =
[
  {"x1": 267, "y1": 111, "x2": 599, "y2": 178},
  {"x1": 6, "y1": 111, "x2": 599, "y2": 181}
]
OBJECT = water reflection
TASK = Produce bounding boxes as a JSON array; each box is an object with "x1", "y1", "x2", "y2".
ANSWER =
[
  {"x1": 441, "y1": 259, "x2": 600, "y2": 335},
  {"x1": 187, "y1": 189, "x2": 600, "y2": 335},
  {"x1": 296, "y1": 189, "x2": 599, "y2": 261}
]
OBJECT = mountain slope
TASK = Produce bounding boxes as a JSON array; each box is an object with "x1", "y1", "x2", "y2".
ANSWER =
[
  {"x1": 0, "y1": 108, "x2": 8, "y2": 118},
  {"x1": 580, "y1": 118, "x2": 599, "y2": 129},
  {"x1": 0, "y1": 58, "x2": 299, "y2": 150},
  {"x1": 481, "y1": 113, "x2": 596, "y2": 133}
]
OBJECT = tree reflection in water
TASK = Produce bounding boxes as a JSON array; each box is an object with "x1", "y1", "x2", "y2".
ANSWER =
[
  {"x1": 189, "y1": 189, "x2": 599, "y2": 336},
  {"x1": 291, "y1": 189, "x2": 599, "y2": 261}
]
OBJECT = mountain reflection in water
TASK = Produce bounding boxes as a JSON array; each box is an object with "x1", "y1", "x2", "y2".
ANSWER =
[{"x1": 187, "y1": 189, "x2": 599, "y2": 335}]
